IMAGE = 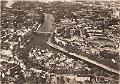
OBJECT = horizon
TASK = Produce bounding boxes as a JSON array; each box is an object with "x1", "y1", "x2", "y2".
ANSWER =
[
  {"x1": 3, "y1": 0, "x2": 119, "y2": 2},
  {"x1": 3, "y1": 0, "x2": 119, "y2": 8}
]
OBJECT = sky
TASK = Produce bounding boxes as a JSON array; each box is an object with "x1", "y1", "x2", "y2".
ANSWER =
[
  {"x1": 4, "y1": 0, "x2": 119, "y2": 2},
  {"x1": 4, "y1": 0, "x2": 73, "y2": 2},
  {"x1": 4, "y1": 0, "x2": 119, "y2": 8}
]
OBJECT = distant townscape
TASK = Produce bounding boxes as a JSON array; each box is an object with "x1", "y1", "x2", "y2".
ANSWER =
[{"x1": 1, "y1": 0, "x2": 120, "y2": 84}]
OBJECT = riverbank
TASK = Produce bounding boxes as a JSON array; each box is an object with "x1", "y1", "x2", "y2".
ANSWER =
[{"x1": 47, "y1": 35, "x2": 120, "y2": 75}]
